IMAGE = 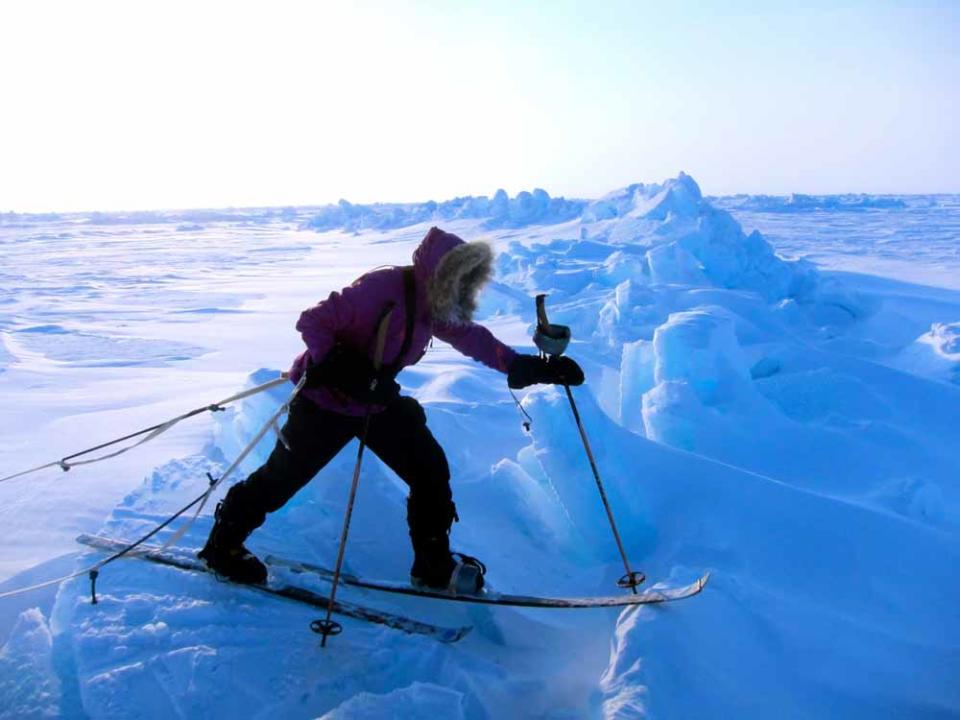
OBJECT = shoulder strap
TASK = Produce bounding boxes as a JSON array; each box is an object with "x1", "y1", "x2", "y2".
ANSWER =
[
  {"x1": 371, "y1": 303, "x2": 397, "y2": 372},
  {"x1": 385, "y1": 265, "x2": 417, "y2": 375},
  {"x1": 390, "y1": 266, "x2": 417, "y2": 373}
]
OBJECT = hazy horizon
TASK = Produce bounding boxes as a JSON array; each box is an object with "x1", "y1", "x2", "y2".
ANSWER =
[{"x1": 3, "y1": 183, "x2": 958, "y2": 218}]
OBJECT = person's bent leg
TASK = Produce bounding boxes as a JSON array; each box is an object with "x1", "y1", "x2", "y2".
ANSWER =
[
  {"x1": 365, "y1": 396, "x2": 484, "y2": 593},
  {"x1": 200, "y1": 395, "x2": 356, "y2": 582}
]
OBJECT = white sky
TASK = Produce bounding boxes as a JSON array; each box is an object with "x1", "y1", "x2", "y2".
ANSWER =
[{"x1": 1, "y1": 1, "x2": 957, "y2": 212}]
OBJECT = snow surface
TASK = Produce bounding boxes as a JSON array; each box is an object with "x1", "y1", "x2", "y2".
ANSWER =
[
  {"x1": 1, "y1": 176, "x2": 959, "y2": 718},
  {"x1": 715, "y1": 194, "x2": 960, "y2": 291}
]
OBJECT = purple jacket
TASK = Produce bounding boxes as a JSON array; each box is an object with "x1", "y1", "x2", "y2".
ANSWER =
[{"x1": 289, "y1": 227, "x2": 518, "y2": 416}]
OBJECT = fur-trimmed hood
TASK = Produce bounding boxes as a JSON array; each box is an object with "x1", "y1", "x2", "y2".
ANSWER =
[{"x1": 412, "y1": 227, "x2": 493, "y2": 325}]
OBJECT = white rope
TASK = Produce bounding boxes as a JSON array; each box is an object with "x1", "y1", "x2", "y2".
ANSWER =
[
  {"x1": 159, "y1": 373, "x2": 307, "y2": 550},
  {"x1": 0, "y1": 374, "x2": 290, "y2": 484},
  {"x1": 0, "y1": 374, "x2": 307, "y2": 602},
  {"x1": 272, "y1": 418, "x2": 291, "y2": 451},
  {"x1": 61, "y1": 418, "x2": 183, "y2": 469},
  {"x1": 0, "y1": 461, "x2": 67, "y2": 485},
  {"x1": 0, "y1": 490, "x2": 209, "y2": 601},
  {"x1": 0, "y1": 568, "x2": 91, "y2": 601}
]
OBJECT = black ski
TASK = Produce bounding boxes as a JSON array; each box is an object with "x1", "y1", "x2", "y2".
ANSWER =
[
  {"x1": 266, "y1": 554, "x2": 710, "y2": 608},
  {"x1": 77, "y1": 534, "x2": 471, "y2": 643}
]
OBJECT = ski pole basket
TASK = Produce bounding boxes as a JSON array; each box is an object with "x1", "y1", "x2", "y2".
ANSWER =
[
  {"x1": 310, "y1": 618, "x2": 343, "y2": 642},
  {"x1": 617, "y1": 571, "x2": 646, "y2": 590}
]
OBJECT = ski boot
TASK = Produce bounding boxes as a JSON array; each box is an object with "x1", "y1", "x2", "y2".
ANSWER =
[
  {"x1": 410, "y1": 535, "x2": 486, "y2": 595},
  {"x1": 198, "y1": 501, "x2": 268, "y2": 585}
]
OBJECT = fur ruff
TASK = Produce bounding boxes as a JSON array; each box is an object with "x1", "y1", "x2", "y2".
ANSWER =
[{"x1": 428, "y1": 241, "x2": 494, "y2": 325}]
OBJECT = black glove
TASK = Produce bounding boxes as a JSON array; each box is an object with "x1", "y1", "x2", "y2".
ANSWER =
[
  {"x1": 305, "y1": 345, "x2": 401, "y2": 404},
  {"x1": 507, "y1": 354, "x2": 585, "y2": 389}
]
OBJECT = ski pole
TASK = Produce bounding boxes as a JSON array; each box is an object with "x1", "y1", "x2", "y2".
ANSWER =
[
  {"x1": 532, "y1": 294, "x2": 644, "y2": 592},
  {"x1": 563, "y1": 384, "x2": 644, "y2": 593},
  {"x1": 311, "y1": 412, "x2": 374, "y2": 646},
  {"x1": 312, "y1": 305, "x2": 396, "y2": 647}
]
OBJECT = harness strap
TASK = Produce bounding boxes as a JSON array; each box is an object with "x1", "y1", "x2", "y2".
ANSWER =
[
  {"x1": 384, "y1": 266, "x2": 417, "y2": 376},
  {"x1": 372, "y1": 303, "x2": 396, "y2": 373}
]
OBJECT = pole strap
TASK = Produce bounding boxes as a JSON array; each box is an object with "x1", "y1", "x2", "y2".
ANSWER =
[{"x1": 508, "y1": 387, "x2": 534, "y2": 432}]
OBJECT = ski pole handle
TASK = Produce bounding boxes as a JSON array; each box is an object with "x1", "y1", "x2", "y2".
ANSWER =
[
  {"x1": 536, "y1": 294, "x2": 550, "y2": 331},
  {"x1": 533, "y1": 294, "x2": 571, "y2": 358}
]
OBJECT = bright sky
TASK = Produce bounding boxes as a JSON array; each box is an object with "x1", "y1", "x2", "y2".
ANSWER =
[{"x1": 1, "y1": 1, "x2": 957, "y2": 212}]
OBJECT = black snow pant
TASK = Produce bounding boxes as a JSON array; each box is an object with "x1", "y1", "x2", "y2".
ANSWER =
[{"x1": 220, "y1": 393, "x2": 456, "y2": 547}]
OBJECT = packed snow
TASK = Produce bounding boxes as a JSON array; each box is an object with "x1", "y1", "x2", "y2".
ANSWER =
[{"x1": 1, "y1": 175, "x2": 958, "y2": 718}]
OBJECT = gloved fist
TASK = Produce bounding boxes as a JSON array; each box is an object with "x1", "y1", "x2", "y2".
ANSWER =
[
  {"x1": 305, "y1": 345, "x2": 401, "y2": 405},
  {"x1": 507, "y1": 354, "x2": 585, "y2": 389}
]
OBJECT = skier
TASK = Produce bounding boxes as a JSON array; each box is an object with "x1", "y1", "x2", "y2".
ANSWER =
[{"x1": 199, "y1": 227, "x2": 584, "y2": 593}]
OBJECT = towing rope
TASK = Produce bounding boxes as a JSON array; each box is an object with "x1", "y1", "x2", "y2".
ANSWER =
[
  {"x1": 159, "y1": 373, "x2": 306, "y2": 551},
  {"x1": 0, "y1": 374, "x2": 291, "y2": 484},
  {"x1": 0, "y1": 490, "x2": 210, "y2": 601},
  {"x1": 0, "y1": 372, "x2": 306, "y2": 601}
]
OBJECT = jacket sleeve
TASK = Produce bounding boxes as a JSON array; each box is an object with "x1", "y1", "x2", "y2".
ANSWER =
[
  {"x1": 295, "y1": 272, "x2": 390, "y2": 363},
  {"x1": 433, "y1": 321, "x2": 518, "y2": 374}
]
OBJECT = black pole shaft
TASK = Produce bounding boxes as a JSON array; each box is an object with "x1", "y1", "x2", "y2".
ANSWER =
[
  {"x1": 319, "y1": 412, "x2": 373, "y2": 647},
  {"x1": 318, "y1": 304, "x2": 396, "y2": 646},
  {"x1": 564, "y1": 385, "x2": 638, "y2": 594}
]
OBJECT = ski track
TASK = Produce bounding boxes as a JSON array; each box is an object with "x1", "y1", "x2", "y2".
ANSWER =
[{"x1": 1, "y1": 178, "x2": 959, "y2": 718}]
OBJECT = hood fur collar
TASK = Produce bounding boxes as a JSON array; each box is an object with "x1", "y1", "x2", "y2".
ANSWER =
[{"x1": 427, "y1": 241, "x2": 493, "y2": 325}]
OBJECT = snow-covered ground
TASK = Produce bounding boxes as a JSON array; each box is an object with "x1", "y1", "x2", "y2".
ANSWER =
[
  {"x1": 716, "y1": 193, "x2": 960, "y2": 291},
  {"x1": 1, "y1": 176, "x2": 958, "y2": 718}
]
